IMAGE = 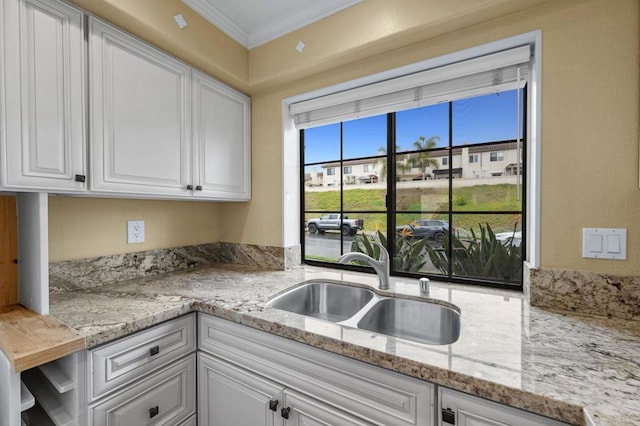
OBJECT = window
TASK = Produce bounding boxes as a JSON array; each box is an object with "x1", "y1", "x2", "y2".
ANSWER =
[
  {"x1": 490, "y1": 152, "x2": 504, "y2": 162},
  {"x1": 297, "y1": 44, "x2": 530, "y2": 288},
  {"x1": 343, "y1": 166, "x2": 352, "y2": 175},
  {"x1": 363, "y1": 164, "x2": 370, "y2": 173},
  {"x1": 326, "y1": 168, "x2": 335, "y2": 175}
]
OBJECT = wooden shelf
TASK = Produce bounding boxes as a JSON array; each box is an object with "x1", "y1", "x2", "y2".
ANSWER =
[{"x1": 0, "y1": 305, "x2": 84, "y2": 372}]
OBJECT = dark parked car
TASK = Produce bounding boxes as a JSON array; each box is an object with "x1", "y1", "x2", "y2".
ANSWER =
[{"x1": 396, "y1": 220, "x2": 450, "y2": 242}]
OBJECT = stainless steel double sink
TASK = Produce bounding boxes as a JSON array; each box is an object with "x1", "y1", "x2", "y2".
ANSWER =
[{"x1": 267, "y1": 280, "x2": 461, "y2": 345}]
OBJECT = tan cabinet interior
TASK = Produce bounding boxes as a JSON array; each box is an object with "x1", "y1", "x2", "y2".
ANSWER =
[{"x1": 0, "y1": 195, "x2": 18, "y2": 307}]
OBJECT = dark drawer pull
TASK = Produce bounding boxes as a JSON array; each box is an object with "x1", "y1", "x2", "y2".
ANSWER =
[
  {"x1": 281, "y1": 407, "x2": 291, "y2": 419},
  {"x1": 195, "y1": 185, "x2": 202, "y2": 191},
  {"x1": 269, "y1": 399, "x2": 278, "y2": 411},
  {"x1": 149, "y1": 405, "x2": 159, "y2": 418},
  {"x1": 442, "y1": 407, "x2": 455, "y2": 424},
  {"x1": 186, "y1": 184, "x2": 194, "y2": 190},
  {"x1": 149, "y1": 345, "x2": 160, "y2": 356},
  {"x1": 74, "y1": 174, "x2": 86, "y2": 183}
]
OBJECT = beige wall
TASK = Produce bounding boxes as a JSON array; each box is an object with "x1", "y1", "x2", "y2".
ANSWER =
[
  {"x1": 48, "y1": 197, "x2": 221, "y2": 262},
  {"x1": 49, "y1": 0, "x2": 640, "y2": 278},
  {"x1": 223, "y1": 0, "x2": 640, "y2": 276}
]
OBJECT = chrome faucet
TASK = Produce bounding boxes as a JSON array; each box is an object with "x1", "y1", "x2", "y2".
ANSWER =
[{"x1": 337, "y1": 242, "x2": 390, "y2": 290}]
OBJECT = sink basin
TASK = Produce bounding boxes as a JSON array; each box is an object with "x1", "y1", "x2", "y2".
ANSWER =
[
  {"x1": 357, "y1": 298, "x2": 461, "y2": 345},
  {"x1": 267, "y1": 281, "x2": 375, "y2": 322}
]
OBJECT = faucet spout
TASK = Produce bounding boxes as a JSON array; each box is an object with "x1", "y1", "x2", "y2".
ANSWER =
[{"x1": 337, "y1": 242, "x2": 390, "y2": 290}]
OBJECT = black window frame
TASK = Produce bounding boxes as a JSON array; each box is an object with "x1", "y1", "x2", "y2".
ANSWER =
[{"x1": 301, "y1": 88, "x2": 527, "y2": 290}]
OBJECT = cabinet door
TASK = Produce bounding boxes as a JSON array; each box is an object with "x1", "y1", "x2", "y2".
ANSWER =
[
  {"x1": 281, "y1": 389, "x2": 372, "y2": 426},
  {"x1": 90, "y1": 354, "x2": 195, "y2": 426},
  {"x1": 89, "y1": 17, "x2": 192, "y2": 198},
  {"x1": 192, "y1": 69, "x2": 250, "y2": 200},
  {"x1": 198, "y1": 352, "x2": 283, "y2": 426},
  {"x1": 438, "y1": 388, "x2": 568, "y2": 426},
  {"x1": 1, "y1": 0, "x2": 86, "y2": 191}
]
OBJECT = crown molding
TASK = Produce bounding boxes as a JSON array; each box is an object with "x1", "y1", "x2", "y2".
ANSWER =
[{"x1": 182, "y1": 0, "x2": 363, "y2": 49}]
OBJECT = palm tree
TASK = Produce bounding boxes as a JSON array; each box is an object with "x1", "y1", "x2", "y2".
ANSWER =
[
  {"x1": 376, "y1": 145, "x2": 411, "y2": 182},
  {"x1": 410, "y1": 136, "x2": 440, "y2": 180}
]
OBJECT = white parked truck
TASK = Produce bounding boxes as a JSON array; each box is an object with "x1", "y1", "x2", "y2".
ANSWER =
[{"x1": 307, "y1": 214, "x2": 364, "y2": 236}]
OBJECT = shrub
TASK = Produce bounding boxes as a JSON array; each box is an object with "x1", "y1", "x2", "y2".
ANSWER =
[
  {"x1": 351, "y1": 230, "x2": 430, "y2": 273},
  {"x1": 426, "y1": 222, "x2": 522, "y2": 282}
]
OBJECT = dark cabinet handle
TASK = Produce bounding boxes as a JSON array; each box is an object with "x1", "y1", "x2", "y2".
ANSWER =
[
  {"x1": 442, "y1": 407, "x2": 455, "y2": 424},
  {"x1": 74, "y1": 174, "x2": 86, "y2": 183},
  {"x1": 269, "y1": 399, "x2": 279, "y2": 411},
  {"x1": 149, "y1": 345, "x2": 160, "y2": 356},
  {"x1": 195, "y1": 185, "x2": 202, "y2": 191},
  {"x1": 149, "y1": 406, "x2": 159, "y2": 418},
  {"x1": 186, "y1": 184, "x2": 194, "y2": 190},
  {"x1": 281, "y1": 407, "x2": 291, "y2": 419}
]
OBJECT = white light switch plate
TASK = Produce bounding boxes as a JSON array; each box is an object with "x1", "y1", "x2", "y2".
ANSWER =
[
  {"x1": 582, "y1": 228, "x2": 626, "y2": 260},
  {"x1": 127, "y1": 220, "x2": 145, "y2": 244}
]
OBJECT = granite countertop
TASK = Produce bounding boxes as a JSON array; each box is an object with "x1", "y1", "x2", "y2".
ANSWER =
[{"x1": 48, "y1": 265, "x2": 640, "y2": 426}]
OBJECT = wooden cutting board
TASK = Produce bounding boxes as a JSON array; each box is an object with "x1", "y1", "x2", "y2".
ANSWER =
[
  {"x1": 0, "y1": 305, "x2": 85, "y2": 372},
  {"x1": 0, "y1": 196, "x2": 18, "y2": 307}
]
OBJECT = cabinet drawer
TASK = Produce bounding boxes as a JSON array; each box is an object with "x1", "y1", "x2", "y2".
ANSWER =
[
  {"x1": 199, "y1": 314, "x2": 433, "y2": 426},
  {"x1": 439, "y1": 388, "x2": 568, "y2": 426},
  {"x1": 90, "y1": 354, "x2": 195, "y2": 426},
  {"x1": 89, "y1": 314, "x2": 195, "y2": 400},
  {"x1": 177, "y1": 414, "x2": 196, "y2": 426}
]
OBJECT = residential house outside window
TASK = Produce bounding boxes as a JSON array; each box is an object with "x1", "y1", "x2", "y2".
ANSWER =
[
  {"x1": 469, "y1": 154, "x2": 479, "y2": 163},
  {"x1": 327, "y1": 168, "x2": 335, "y2": 175},
  {"x1": 343, "y1": 166, "x2": 352, "y2": 174}
]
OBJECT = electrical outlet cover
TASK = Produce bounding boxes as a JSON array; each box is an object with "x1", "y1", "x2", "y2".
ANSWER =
[{"x1": 127, "y1": 220, "x2": 145, "y2": 244}]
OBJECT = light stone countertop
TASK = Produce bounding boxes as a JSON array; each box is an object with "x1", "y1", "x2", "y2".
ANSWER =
[{"x1": 48, "y1": 265, "x2": 640, "y2": 426}]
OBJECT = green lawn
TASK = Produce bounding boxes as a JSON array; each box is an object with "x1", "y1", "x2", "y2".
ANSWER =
[{"x1": 305, "y1": 184, "x2": 522, "y2": 234}]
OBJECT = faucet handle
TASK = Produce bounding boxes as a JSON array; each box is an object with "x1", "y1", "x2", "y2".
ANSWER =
[{"x1": 419, "y1": 278, "x2": 430, "y2": 296}]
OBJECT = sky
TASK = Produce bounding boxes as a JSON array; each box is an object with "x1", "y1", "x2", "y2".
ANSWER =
[{"x1": 304, "y1": 89, "x2": 524, "y2": 166}]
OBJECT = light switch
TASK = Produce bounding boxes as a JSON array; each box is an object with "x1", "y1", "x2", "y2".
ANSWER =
[
  {"x1": 589, "y1": 234, "x2": 603, "y2": 252},
  {"x1": 582, "y1": 228, "x2": 626, "y2": 260},
  {"x1": 606, "y1": 234, "x2": 621, "y2": 253}
]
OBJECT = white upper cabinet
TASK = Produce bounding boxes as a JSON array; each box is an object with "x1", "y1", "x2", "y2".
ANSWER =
[
  {"x1": 192, "y1": 70, "x2": 251, "y2": 200},
  {"x1": 0, "y1": 0, "x2": 86, "y2": 191},
  {"x1": 88, "y1": 17, "x2": 192, "y2": 198}
]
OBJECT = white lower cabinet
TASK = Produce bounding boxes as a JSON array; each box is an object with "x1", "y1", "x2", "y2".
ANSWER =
[
  {"x1": 198, "y1": 314, "x2": 435, "y2": 426},
  {"x1": 281, "y1": 389, "x2": 373, "y2": 426},
  {"x1": 20, "y1": 351, "x2": 87, "y2": 426},
  {"x1": 90, "y1": 354, "x2": 195, "y2": 426},
  {"x1": 198, "y1": 353, "x2": 282, "y2": 425},
  {"x1": 438, "y1": 388, "x2": 568, "y2": 426},
  {"x1": 198, "y1": 353, "x2": 372, "y2": 426},
  {"x1": 87, "y1": 314, "x2": 196, "y2": 426},
  {"x1": 176, "y1": 414, "x2": 196, "y2": 426}
]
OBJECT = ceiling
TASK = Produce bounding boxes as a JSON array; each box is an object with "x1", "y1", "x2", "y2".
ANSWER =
[{"x1": 181, "y1": 0, "x2": 363, "y2": 49}]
